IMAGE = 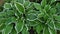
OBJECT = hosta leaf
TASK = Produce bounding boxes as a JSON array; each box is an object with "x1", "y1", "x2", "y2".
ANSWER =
[
  {"x1": 15, "y1": 19, "x2": 24, "y2": 33},
  {"x1": 44, "y1": 5, "x2": 51, "y2": 11},
  {"x1": 17, "y1": 0, "x2": 25, "y2": 4},
  {"x1": 5, "y1": 17, "x2": 16, "y2": 25},
  {"x1": 26, "y1": 20, "x2": 39, "y2": 26},
  {"x1": 56, "y1": 3, "x2": 60, "y2": 9},
  {"x1": 38, "y1": 13, "x2": 44, "y2": 18},
  {"x1": 27, "y1": 13, "x2": 37, "y2": 21},
  {"x1": 43, "y1": 27, "x2": 50, "y2": 34},
  {"x1": 0, "y1": 10, "x2": 15, "y2": 18},
  {"x1": 22, "y1": 27, "x2": 29, "y2": 34},
  {"x1": 4, "y1": 3, "x2": 12, "y2": 9},
  {"x1": 27, "y1": 10, "x2": 40, "y2": 15},
  {"x1": 51, "y1": 0, "x2": 56, "y2": 4},
  {"x1": 54, "y1": 15, "x2": 60, "y2": 21},
  {"x1": 41, "y1": 0, "x2": 47, "y2": 7},
  {"x1": 24, "y1": 1, "x2": 31, "y2": 8},
  {"x1": 56, "y1": 3, "x2": 60, "y2": 15},
  {"x1": 50, "y1": 8, "x2": 56, "y2": 14},
  {"x1": 34, "y1": 3, "x2": 41, "y2": 10},
  {"x1": 36, "y1": 24, "x2": 43, "y2": 34},
  {"x1": 47, "y1": 20, "x2": 55, "y2": 29},
  {"x1": 55, "y1": 22, "x2": 60, "y2": 30},
  {"x1": 0, "y1": 18, "x2": 8, "y2": 24},
  {"x1": 26, "y1": 3, "x2": 34, "y2": 11},
  {"x1": 2, "y1": 24, "x2": 13, "y2": 34},
  {"x1": 0, "y1": 23, "x2": 6, "y2": 31},
  {"x1": 15, "y1": 2, "x2": 25, "y2": 14},
  {"x1": 10, "y1": 28, "x2": 17, "y2": 34},
  {"x1": 48, "y1": 27, "x2": 57, "y2": 34}
]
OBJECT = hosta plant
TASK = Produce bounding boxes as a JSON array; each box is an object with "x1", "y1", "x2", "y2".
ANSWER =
[{"x1": 0, "y1": 0, "x2": 60, "y2": 34}]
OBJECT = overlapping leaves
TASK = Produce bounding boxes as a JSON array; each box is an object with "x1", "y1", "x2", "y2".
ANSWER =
[{"x1": 0, "y1": 0, "x2": 60, "y2": 34}]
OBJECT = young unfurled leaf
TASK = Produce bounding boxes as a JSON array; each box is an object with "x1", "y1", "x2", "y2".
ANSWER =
[
  {"x1": 15, "y1": 19, "x2": 24, "y2": 33},
  {"x1": 15, "y1": 2, "x2": 25, "y2": 14},
  {"x1": 2, "y1": 24, "x2": 13, "y2": 34}
]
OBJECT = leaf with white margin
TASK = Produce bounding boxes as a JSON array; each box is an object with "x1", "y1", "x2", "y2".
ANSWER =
[
  {"x1": 15, "y1": 2, "x2": 25, "y2": 14},
  {"x1": 55, "y1": 22, "x2": 60, "y2": 30},
  {"x1": 34, "y1": 3, "x2": 41, "y2": 10},
  {"x1": 47, "y1": 20, "x2": 55, "y2": 29},
  {"x1": 27, "y1": 13, "x2": 37, "y2": 21},
  {"x1": 41, "y1": 0, "x2": 47, "y2": 7},
  {"x1": 22, "y1": 26, "x2": 29, "y2": 34},
  {"x1": 15, "y1": 19, "x2": 24, "y2": 33},
  {"x1": 48, "y1": 27, "x2": 57, "y2": 34},
  {"x1": 4, "y1": 3, "x2": 12, "y2": 9},
  {"x1": 10, "y1": 28, "x2": 17, "y2": 34},
  {"x1": 43, "y1": 27, "x2": 50, "y2": 34},
  {"x1": 2, "y1": 24, "x2": 13, "y2": 34}
]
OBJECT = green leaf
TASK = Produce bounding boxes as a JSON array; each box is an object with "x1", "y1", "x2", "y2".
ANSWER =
[
  {"x1": 51, "y1": 0, "x2": 56, "y2": 4},
  {"x1": 0, "y1": 18, "x2": 8, "y2": 24},
  {"x1": 2, "y1": 24, "x2": 13, "y2": 34},
  {"x1": 4, "y1": 3, "x2": 12, "y2": 9},
  {"x1": 56, "y1": 3, "x2": 60, "y2": 15},
  {"x1": 50, "y1": 8, "x2": 56, "y2": 14},
  {"x1": 41, "y1": 0, "x2": 47, "y2": 7},
  {"x1": 0, "y1": 23, "x2": 6, "y2": 31},
  {"x1": 55, "y1": 22, "x2": 60, "y2": 30},
  {"x1": 10, "y1": 28, "x2": 17, "y2": 34},
  {"x1": 0, "y1": 10, "x2": 15, "y2": 18},
  {"x1": 54, "y1": 15, "x2": 60, "y2": 21},
  {"x1": 27, "y1": 13, "x2": 37, "y2": 21},
  {"x1": 48, "y1": 27, "x2": 57, "y2": 34},
  {"x1": 38, "y1": 13, "x2": 44, "y2": 18},
  {"x1": 5, "y1": 17, "x2": 16, "y2": 25},
  {"x1": 36, "y1": 24, "x2": 43, "y2": 34},
  {"x1": 34, "y1": 3, "x2": 41, "y2": 10},
  {"x1": 47, "y1": 20, "x2": 55, "y2": 29},
  {"x1": 44, "y1": 5, "x2": 51, "y2": 11},
  {"x1": 26, "y1": 3, "x2": 34, "y2": 11},
  {"x1": 22, "y1": 27, "x2": 29, "y2": 34},
  {"x1": 17, "y1": 0, "x2": 25, "y2": 4},
  {"x1": 15, "y1": 19, "x2": 24, "y2": 33},
  {"x1": 43, "y1": 27, "x2": 50, "y2": 34},
  {"x1": 24, "y1": 1, "x2": 31, "y2": 8},
  {"x1": 15, "y1": 2, "x2": 25, "y2": 14},
  {"x1": 26, "y1": 20, "x2": 39, "y2": 26}
]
